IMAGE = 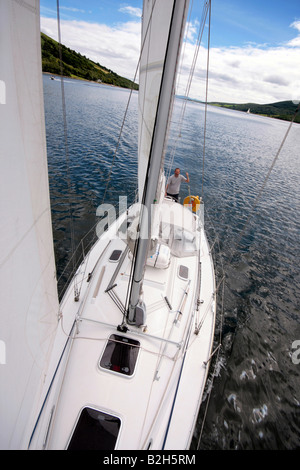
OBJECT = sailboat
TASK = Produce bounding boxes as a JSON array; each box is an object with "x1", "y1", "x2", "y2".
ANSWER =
[{"x1": 0, "y1": 0, "x2": 216, "y2": 450}]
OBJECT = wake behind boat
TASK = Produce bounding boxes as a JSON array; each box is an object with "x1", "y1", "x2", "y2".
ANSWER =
[{"x1": 0, "y1": 0, "x2": 216, "y2": 450}]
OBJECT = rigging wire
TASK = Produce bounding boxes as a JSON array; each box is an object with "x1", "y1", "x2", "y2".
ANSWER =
[
  {"x1": 118, "y1": 0, "x2": 213, "y2": 326},
  {"x1": 165, "y1": 0, "x2": 211, "y2": 185},
  {"x1": 100, "y1": 1, "x2": 160, "y2": 323},
  {"x1": 56, "y1": 0, "x2": 78, "y2": 299},
  {"x1": 100, "y1": 0, "x2": 158, "y2": 207},
  {"x1": 117, "y1": 0, "x2": 160, "y2": 324},
  {"x1": 56, "y1": 1, "x2": 159, "y2": 303},
  {"x1": 201, "y1": 0, "x2": 211, "y2": 198},
  {"x1": 52, "y1": 0, "x2": 298, "y2": 451},
  {"x1": 54, "y1": 0, "x2": 298, "y2": 447},
  {"x1": 174, "y1": 0, "x2": 194, "y2": 98},
  {"x1": 228, "y1": 101, "x2": 300, "y2": 265},
  {"x1": 196, "y1": 102, "x2": 300, "y2": 449}
]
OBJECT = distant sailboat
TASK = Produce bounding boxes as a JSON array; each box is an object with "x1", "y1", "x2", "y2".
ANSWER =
[
  {"x1": 247, "y1": 108, "x2": 251, "y2": 113},
  {"x1": 1, "y1": 0, "x2": 216, "y2": 450}
]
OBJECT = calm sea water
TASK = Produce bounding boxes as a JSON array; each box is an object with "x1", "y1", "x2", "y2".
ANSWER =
[{"x1": 43, "y1": 74, "x2": 300, "y2": 450}]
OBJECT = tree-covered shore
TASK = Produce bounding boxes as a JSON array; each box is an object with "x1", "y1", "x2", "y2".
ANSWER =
[{"x1": 41, "y1": 33, "x2": 138, "y2": 91}]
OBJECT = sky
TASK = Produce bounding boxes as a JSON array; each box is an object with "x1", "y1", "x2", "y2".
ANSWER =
[{"x1": 40, "y1": 0, "x2": 300, "y2": 104}]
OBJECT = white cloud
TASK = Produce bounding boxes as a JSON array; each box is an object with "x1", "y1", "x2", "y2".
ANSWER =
[
  {"x1": 177, "y1": 21, "x2": 300, "y2": 104},
  {"x1": 204, "y1": 44, "x2": 299, "y2": 103},
  {"x1": 41, "y1": 14, "x2": 300, "y2": 104},
  {"x1": 288, "y1": 21, "x2": 300, "y2": 47},
  {"x1": 119, "y1": 6, "x2": 142, "y2": 18},
  {"x1": 60, "y1": 7, "x2": 86, "y2": 14}
]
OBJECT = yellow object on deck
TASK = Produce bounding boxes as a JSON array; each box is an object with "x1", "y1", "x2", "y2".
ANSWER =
[{"x1": 183, "y1": 195, "x2": 201, "y2": 213}]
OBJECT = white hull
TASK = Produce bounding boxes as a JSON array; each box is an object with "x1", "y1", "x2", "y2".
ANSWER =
[{"x1": 28, "y1": 197, "x2": 216, "y2": 450}]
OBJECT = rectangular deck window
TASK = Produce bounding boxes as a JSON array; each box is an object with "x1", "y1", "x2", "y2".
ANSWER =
[
  {"x1": 68, "y1": 407, "x2": 121, "y2": 450},
  {"x1": 100, "y1": 334, "x2": 140, "y2": 376}
]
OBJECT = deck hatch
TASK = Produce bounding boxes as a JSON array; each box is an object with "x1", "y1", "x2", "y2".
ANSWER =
[
  {"x1": 100, "y1": 334, "x2": 140, "y2": 376},
  {"x1": 178, "y1": 265, "x2": 189, "y2": 280},
  {"x1": 67, "y1": 407, "x2": 121, "y2": 450},
  {"x1": 109, "y1": 249, "x2": 122, "y2": 262}
]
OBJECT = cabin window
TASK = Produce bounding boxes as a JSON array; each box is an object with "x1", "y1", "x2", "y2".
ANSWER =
[
  {"x1": 67, "y1": 407, "x2": 121, "y2": 450},
  {"x1": 100, "y1": 334, "x2": 140, "y2": 376},
  {"x1": 109, "y1": 250, "x2": 122, "y2": 262}
]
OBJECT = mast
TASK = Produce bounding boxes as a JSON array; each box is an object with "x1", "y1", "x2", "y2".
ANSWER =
[{"x1": 128, "y1": 0, "x2": 190, "y2": 324}]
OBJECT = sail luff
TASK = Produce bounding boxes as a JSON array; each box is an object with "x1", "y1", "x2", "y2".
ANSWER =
[
  {"x1": 128, "y1": 0, "x2": 190, "y2": 323},
  {"x1": 138, "y1": 1, "x2": 175, "y2": 201},
  {"x1": 0, "y1": 0, "x2": 59, "y2": 449}
]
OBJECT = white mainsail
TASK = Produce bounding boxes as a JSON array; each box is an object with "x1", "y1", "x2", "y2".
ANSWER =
[
  {"x1": 138, "y1": 0, "x2": 174, "y2": 201},
  {"x1": 0, "y1": 0, "x2": 59, "y2": 449}
]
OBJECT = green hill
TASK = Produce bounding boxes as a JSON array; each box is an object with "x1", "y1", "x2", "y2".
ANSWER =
[
  {"x1": 209, "y1": 100, "x2": 300, "y2": 123},
  {"x1": 41, "y1": 33, "x2": 138, "y2": 90}
]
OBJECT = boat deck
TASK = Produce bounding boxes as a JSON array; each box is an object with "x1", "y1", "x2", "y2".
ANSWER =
[{"x1": 29, "y1": 199, "x2": 216, "y2": 450}]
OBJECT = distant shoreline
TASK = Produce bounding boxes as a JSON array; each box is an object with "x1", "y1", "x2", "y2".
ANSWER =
[
  {"x1": 43, "y1": 72, "x2": 137, "y2": 92},
  {"x1": 44, "y1": 71, "x2": 298, "y2": 124},
  {"x1": 176, "y1": 96, "x2": 299, "y2": 124},
  {"x1": 206, "y1": 101, "x2": 299, "y2": 124}
]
